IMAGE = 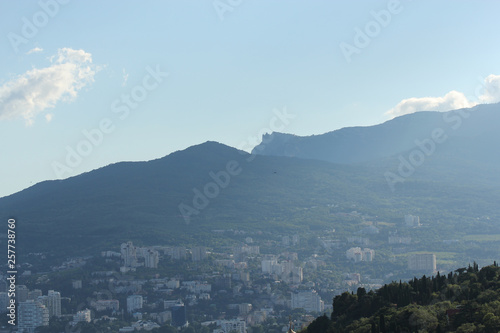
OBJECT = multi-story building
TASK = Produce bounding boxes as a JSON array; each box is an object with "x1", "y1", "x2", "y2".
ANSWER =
[
  {"x1": 37, "y1": 290, "x2": 61, "y2": 318},
  {"x1": 408, "y1": 253, "x2": 436, "y2": 272},
  {"x1": 17, "y1": 285, "x2": 29, "y2": 303},
  {"x1": 127, "y1": 295, "x2": 143, "y2": 313},
  {"x1": 290, "y1": 290, "x2": 324, "y2": 313},
  {"x1": 346, "y1": 247, "x2": 375, "y2": 262},
  {"x1": 239, "y1": 303, "x2": 252, "y2": 316},
  {"x1": 214, "y1": 319, "x2": 247, "y2": 333},
  {"x1": 72, "y1": 280, "x2": 83, "y2": 289},
  {"x1": 144, "y1": 249, "x2": 159, "y2": 268},
  {"x1": 364, "y1": 249, "x2": 375, "y2": 262},
  {"x1": 404, "y1": 215, "x2": 421, "y2": 227},
  {"x1": 94, "y1": 299, "x2": 120, "y2": 312},
  {"x1": 261, "y1": 259, "x2": 278, "y2": 274},
  {"x1": 48, "y1": 290, "x2": 61, "y2": 317},
  {"x1": 27, "y1": 290, "x2": 42, "y2": 301},
  {"x1": 18, "y1": 300, "x2": 49, "y2": 333},
  {"x1": 121, "y1": 242, "x2": 137, "y2": 267},
  {"x1": 292, "y1": 267, "x2": 303, "y2": 284},
  {"x1": 191, "y1": 246, "x2": 208, "y2": 261},
  {"x1": 73, "y1": 309, "x2": 91, "y2": 323},
  {"x1": 166, "y1": 279, "x2": 180, "y2": 289},
  {"x1": 171, "y1": 303, "x2": 187, "y2": 327},
  {"x1": 171, "y1": 247, "x2": 187, "y2": 260}
]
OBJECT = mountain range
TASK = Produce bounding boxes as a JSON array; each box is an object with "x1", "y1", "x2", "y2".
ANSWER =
[{"x1": 1, "y1": 103, "x2": 500, "y2": 258}]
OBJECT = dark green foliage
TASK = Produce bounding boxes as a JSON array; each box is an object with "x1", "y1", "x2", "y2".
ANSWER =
[
  {"x1": 306, "y1": 314, "x2": 331, "y2": 333},
  {"x1": 308, "y1": 264, "x2": 500, "y2": 333}
]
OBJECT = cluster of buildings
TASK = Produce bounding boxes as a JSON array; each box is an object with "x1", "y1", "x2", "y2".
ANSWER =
[
  {"x1": 261, "y1": 255, "x2": 303, "y2": 284},
  {"x1": 346, "y1": 247, "x2": 375, "y2": 262},
  {"x1": 9, "y1": 216, "x2": 441, "y2": 333},
  {"x1": 119, "y1": 242, "x2": 160, "y2": 269},
  {"x1": 97, "y1": 238, "x2": 325, "y2": 332},
  {"x1": 0, "y1": 287, "x2": 61, "y2": 332}
]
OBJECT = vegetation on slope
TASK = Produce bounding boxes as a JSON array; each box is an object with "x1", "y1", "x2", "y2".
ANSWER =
[{"x1": 306, "y1": 263, "x2": 500, "y2": 333}]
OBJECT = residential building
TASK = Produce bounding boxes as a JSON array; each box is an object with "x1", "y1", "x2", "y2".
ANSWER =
[
  {"x1": 171, "y1": 303, "x2": 187, "y2": 327},
  {"x1": 144, "y1": 249, "x2": 159, "y2": 268},
  {"x1": 72, "y1": 280, "x2": 83, "y2": 289},
  {"x1": 37, "y1": 290, "x2": 61, "y2": 318},
  {"x1": 292, "y1": 267, "x2": 303, "y2": 284},
  {"x1": 127, "y1": 295, "x2": 143, "y2": 313},
  {"x1": 94, "y1": 300, "x2": 120, "y2": 312},
  {"x1": 290, "y1": 290, "x2": 324, "y2": 313},
  {"x1": 18, "y1": 300, "x2": 49, "y2": 333},
  {"x1": 408, "y1": 253, "x2": 436, "y2": 271},
  {"x1": 214, "y1": 319, "x2": 247, "y2": 333},
  {"x1": 17, "y1": 285, "x2": 29, "y2": 303},
  {"x1": 192, "y1": 246, "x2": 208, "y2": 261},
  {"x1": 73, "y1": 309, "x2": 91, "y2": 323},
  {"x1": 404, "y1": 215, "x2": 421, "y2": 227},
  {"x1": 121, "y1": 242, "x2": 137, "y2": 267}
]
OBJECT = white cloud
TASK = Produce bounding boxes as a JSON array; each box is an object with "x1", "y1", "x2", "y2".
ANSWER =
[
  {"x1": 26, "y1": 47, "x2": 43, "y2": 55},
  {"x1": 478, "y1": 74, "x2": 500, "y2": 103},
  {"x1": 45, "y1": 113, "x2": 54, "y2": 122},
  {"x1": 0, "y1": 48, "x2": 98, "y2": 125},
  {"x1": 385, "y1": 90, "x2": 474, "y2": 118},
  {"x1": 385, "y1": 74, "x2": 500, "y2": 118}
]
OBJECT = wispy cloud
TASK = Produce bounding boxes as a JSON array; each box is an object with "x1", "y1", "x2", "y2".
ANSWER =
[
  {"x1": 385, "y1": 74, "x2": 500, "y2": 118},
  {"x1": 45, "y1": 113, "x2": 54, "y2": 122},
  {"x1": 26, "y1": 47, "x2": 43, "y2": 55},
  {"x1": 0, "y1": 48, "x2": 99, "y2": 125}
]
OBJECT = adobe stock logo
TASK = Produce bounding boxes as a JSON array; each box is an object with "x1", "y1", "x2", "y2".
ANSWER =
[
  {"x1": 213, "y1": 0, "x2": 243, "y2": 21},
  {"x1": 7, "y1": 0, "x2": 70, "y2": 54}
]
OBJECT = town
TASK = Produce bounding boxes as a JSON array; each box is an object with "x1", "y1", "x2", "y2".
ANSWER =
[{"x1": 1, "y1": 212, "x2": 457, "y2": 333}]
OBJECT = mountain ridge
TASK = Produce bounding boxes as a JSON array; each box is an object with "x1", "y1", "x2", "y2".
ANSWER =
[
  {"x1": 2, "y1": 106, "x2": 500, "y2": 259},
  {"x1": 252, "y1": 103, "x2": 500, "y2": 166}
]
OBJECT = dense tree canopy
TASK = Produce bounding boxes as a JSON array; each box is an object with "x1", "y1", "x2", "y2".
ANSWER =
[{"x1": 306, "y1": 263, "x2": 500, "y2": 333}]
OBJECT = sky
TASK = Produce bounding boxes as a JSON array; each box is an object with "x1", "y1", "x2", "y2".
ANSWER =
[{"x1": 1, "y1": 0, "x2": 500, "y2": 198}]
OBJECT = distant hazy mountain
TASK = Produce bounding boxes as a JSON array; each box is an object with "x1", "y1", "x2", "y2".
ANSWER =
[
  {"x1": 0, "y1": 142, "x2": 384, "y2": 256},
  {"x1": 2, "y1": 104, "x2": 500, "y2": 258},
  {"x1": 252, "y1": 103, "x2": 500, "y2": 166}
]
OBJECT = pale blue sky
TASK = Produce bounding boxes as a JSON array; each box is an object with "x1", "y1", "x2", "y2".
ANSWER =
[{"x1": 1, "y1": 0, "x2": 500, "y2": 197}]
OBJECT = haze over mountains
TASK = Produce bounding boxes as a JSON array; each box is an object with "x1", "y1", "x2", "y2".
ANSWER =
[
  {"x1": 1, "y1": 103, "x2": 500, "y2": 257},
  {"x1": 253, "y1": 103, "x2": 500, "y2": 166}
]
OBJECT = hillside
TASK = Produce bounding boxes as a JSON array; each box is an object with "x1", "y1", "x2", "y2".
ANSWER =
[
  {"x1": 305, "y1": 263, "x2": 500, "y2": 333},
  {"x1": 0, "y1": 142, "x2": 385, "y2": 256},
  {"x1": 252, "y1": 103, "x2": 500, "y2": 169},
  {"x1": 1, "y1": 106, "x2": 500, "y2": 264}
]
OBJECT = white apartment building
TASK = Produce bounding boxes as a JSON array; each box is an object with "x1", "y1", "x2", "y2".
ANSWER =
[
  {"x1": 290, "y1": 290, "x2": 324, "y2": 313},
  {"x1": 346, "y1": 247, "x2": 375, "y2": 262},
  {"x1": 73, "y1": 309, "x2": 91, "y2": 323},
  {"x1": 144, "y1": 249, "x2": 159, "y2": 268},
  {"x1": 127, "y1": 295, "x2": 143, "y2": 313},
  {"x1": 18, "y1": 300, "x2": 49, "y2": 333},
  {"x1": 408, "y1": 253, "x2": 436, "y2": 271}
]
